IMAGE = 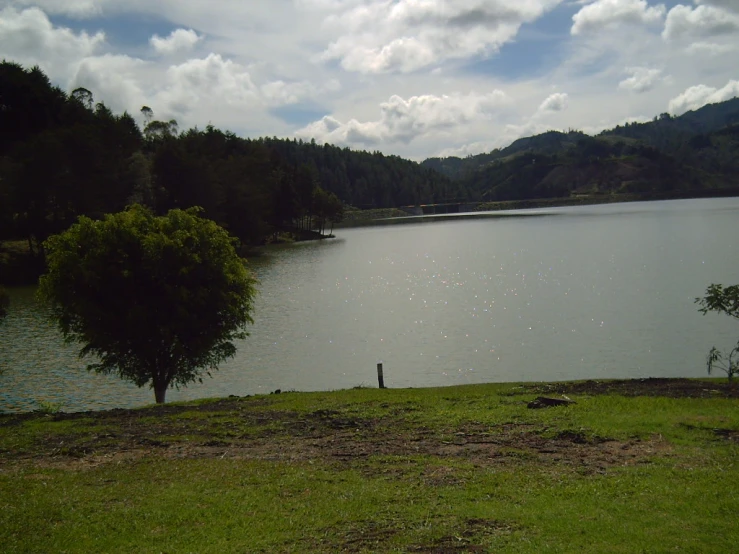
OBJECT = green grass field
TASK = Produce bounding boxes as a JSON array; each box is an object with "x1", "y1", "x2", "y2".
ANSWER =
[{"x1": 1, "y1": 379, "x2": 737, "y2": 553}]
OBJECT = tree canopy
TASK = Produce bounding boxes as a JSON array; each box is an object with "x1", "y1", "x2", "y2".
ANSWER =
[
  {"x1": 38, "y1": 205, "x2": 257, "y2": 403},
  {"x1": 0, "y1": 61, "x2": 458, "y2": 272}
]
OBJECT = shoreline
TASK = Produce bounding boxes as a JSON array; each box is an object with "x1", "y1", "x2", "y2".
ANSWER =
[
  {"x1": 2, "y1": 376, "x2": 737, "y2": 552},
  {"x1": 1, "y1": 376, "x2": 734, "y2": 418},
  {"x1": 337, "y1": 190, "x2": 739, "y2": 227},
  {"x1": 4, "y1": 193, "x2": 738, "y2": 284}
]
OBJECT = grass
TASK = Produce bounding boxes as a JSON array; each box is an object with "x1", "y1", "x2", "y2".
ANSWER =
[{"x1": 1, "y1": 380, "x2": 738, "y2": 552}]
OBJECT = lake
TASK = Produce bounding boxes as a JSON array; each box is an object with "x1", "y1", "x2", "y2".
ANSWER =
[{"x1": 1, "y1": 198, "x2": 738, "y2": 413}]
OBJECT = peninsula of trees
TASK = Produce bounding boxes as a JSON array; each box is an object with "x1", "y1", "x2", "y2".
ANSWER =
[{"x1": 0, "y1": 61, "x2": 454, "y2": 270}]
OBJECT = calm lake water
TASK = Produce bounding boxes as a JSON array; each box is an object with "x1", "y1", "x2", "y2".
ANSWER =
[{"x1": 1, "y1": 198, "x2": 738, "y2": 413}]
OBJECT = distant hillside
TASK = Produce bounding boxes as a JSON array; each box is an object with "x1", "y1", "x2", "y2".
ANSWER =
[
  {"x1": 601, "y1": 97, "x2": 739, "y2": 151},
  {"x1": 423, "y1": 131, "x2": 589, "y2": 179},
  {"x1": 421, "y1": 98, "x2": 739, "y2": 202}
]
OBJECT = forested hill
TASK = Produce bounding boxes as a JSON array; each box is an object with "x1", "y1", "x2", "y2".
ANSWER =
[
  {"x1": 0, "y1": 61, "x2": 462, "y2": 260},
  {"x1": 2, "y1": 60, "x2": 738, "y2": 267},
  {"x1": 421, "y1": 99, "x2": 739, "y2": 202}
]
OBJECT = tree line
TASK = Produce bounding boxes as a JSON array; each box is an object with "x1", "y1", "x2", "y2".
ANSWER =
[
  {"x1": 4, "y1": 60, "x2": 737, "y2": 273},
  {"x1": 0, "y1": 61, "x2": 461, "y2": 272}
]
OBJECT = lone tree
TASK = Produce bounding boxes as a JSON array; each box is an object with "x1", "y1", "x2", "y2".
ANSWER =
[
  {"x1": 39, "y1": 205, "x2": 257, "y2": 403},
  {"x1": 696, "y1": 284, "x2": 739, "y2": 383}
]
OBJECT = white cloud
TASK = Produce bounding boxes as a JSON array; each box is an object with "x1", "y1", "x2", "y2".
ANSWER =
[
  {"x1": 317, "y1": 0, "x2": 564, "y2": 73},
  {"x1": 69, "y1": 54, "x2": 147, "y2": 114},
  {"x1": 260, "y1": 79, "x2": 341, "y2": 107},
  {"x1": 696, "y1": 0, "x2": 739, "y2": 14},
  {"x1": 685, "y1": 41, "x2": 737, "y2": 55},
  {"x1": 149, "y1": 53, "x2": 334, "y2": 122},
  {"x1": 436, "y1": 140, "x2": 506, "y2": 158},
  {"x1": 156, "y1": 54, "x2": 260, "y2": 116},
  {"x1": 1, "y1": 1, "x2": 737, "y2": 160},
  {"x1": 435, "y1": 122, "x2": 558, "y2": 157},
  {"x1": 0, "y1": 5, "x2": 340, "y2": 132},
  {"x1": 496, "y1": 93, "x2": 569, "y2": 146},
  {"x1": 502, "y1": 121, "x2": 558, "y2": 142},
  {"x1": 10, "y1": 0, "x2": 104, "y2": 18},
  {"x1": 150, "y1": 29, "x2": 203, "y2": 56},
  {"x1": 615, "y1": 114, "x2": 651, "y2": 126},
  {"x1": 571, "y1": 0, "x2": 666, "y2": 35},
  {"x1": 297, "y1": 90, "x2": 510, "y2": 145},
  {"x1": 663, "y1": 4, "x2": 739, "y2": 41},
  {"x1": 0, "y1": 7, "x2": 105, "y2": 79},
  {"x1": 618, "y1": 66, "x2": 664, "y2": 93},
  {"x1": 434, "y1": 90, "x2": 573, "y2": 158},
  {"x1": 537, "y1": 92, "x2": 569, "y2": 113},
  {"x1": 667, "y1": 79, "x2": 739, "y2": 115}
]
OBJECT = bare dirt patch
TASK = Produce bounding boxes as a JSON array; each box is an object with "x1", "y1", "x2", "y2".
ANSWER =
[
  {"x1": 1, "y1": 404, "x2": 669, "y2": 474},
  {"x1": 301, "y1": 518, "x2": 516, "y2": 553},
  {"x1": 517, "y1": 378, "x2": 738, "y2": 398},
  {"x1": 408, "y1": 519, "x2": 517, "y2": 553},
  {"x1": 712, "y1": 428, "x2": 739, "y2": 442},
  {"x1": 331, "y1": 520, "x2": 399, "y2": 553},
  {"x1": 8, "y1": 378, "x2": 715, "y2": 471}
]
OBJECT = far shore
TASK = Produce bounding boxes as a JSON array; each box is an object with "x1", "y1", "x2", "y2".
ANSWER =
[
  {"x1": 4, "y1": 192, "x2": 739, "y2": 287},
  {"x1": 338, "y1": 189, "x2": 739, "y2": 227}
]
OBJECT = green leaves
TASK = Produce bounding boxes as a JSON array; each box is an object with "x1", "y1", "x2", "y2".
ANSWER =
[
  {"x1": 695, "y1": 283, "x2": 739, "y2": 319},
  {"x1": 697, "y1": 284, "x2": 739, "y2": 382},
  {"x1": 38, "y1": 205, "x2": 257, "y2": 403}
]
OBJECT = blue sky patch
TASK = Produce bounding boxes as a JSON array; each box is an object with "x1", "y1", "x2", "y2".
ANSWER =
[
  {"x1": 270, "y1": 105, "x2": 330, "y2": 126},
  {"x1": 51, "y1": 13, "x2": 180, "y2": 53},
  {"x1": 460, "y1": 3, "x2": 577, "y2": 80}
]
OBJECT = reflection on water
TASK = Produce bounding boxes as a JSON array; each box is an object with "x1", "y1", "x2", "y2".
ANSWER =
[
  {"x1": 0, "y1": 287, "x2": 149, "y2": 412},
  {"x1": 1, "y1": 198, "x2": 738, "y2": 413}
]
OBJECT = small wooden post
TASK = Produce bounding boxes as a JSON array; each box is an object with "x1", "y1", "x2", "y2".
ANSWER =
[{"x1": 377, "y1": 362, "x2": 385, "y2": 389}]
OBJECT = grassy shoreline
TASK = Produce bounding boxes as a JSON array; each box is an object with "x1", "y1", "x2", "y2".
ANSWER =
[{"x1": 2, "y1": 378, "x2": 738, "y2": 552}]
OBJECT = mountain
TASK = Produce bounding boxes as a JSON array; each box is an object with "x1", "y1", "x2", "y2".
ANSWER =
[
  {"x1": 422, "y1": 130, "x2": 589, "y2": 179},
  {"x1": 421, "y1": 98, "x2": 739, "y2": 202},
  {"x1": 601, "y1": 97, "x2": 739, "y2": 151}
]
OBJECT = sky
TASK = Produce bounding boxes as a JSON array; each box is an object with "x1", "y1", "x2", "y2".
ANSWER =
[{"x1": 1, "y1": 0, "x2": 738, "y2": 160}]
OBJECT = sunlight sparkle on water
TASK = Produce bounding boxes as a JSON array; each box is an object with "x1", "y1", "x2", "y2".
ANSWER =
[{"x1": 2, "y1": 199, "x2": 738, "y2": 412}]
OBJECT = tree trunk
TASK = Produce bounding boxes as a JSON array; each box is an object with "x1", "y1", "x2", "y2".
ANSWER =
[{"x1": 154, "y1": 379, "x2": 168, "y2": 403}]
